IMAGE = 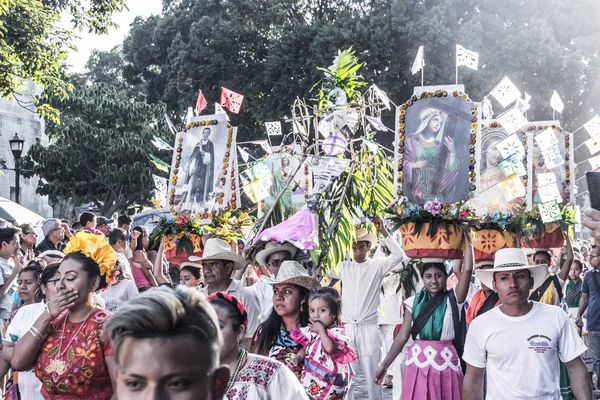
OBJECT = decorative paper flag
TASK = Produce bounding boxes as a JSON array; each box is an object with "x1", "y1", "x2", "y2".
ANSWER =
[
  {"x1": 237, "y1": 146, "x2": 250, "y2": 163},
  {"x1": 496, "y1": 133, "x2": 525, "y2": 159},
  {"x1": 164, "y1": 115, "x2": 177, "y2": 135},
  {"x1": 490, "y1": 76, "x2": 521, "y2": 108},
  {"x1": 535, "y1": 128, "x2": 559, "y2": 152},
  {"x1": 497, "y1": 107, "x2": 528, "y2": 134},
  {"x1": 550, "y1": 90, "x2": 564, "y2": 113},
  {"x1": 538, "y1": 182, "x2": 562, "y2": 203},
  {"x1": 185, "y1": 107, "x2": 193, "y2": 125},
  {"x1": 195, "y1": 90, "x2": 207, "y2": 114},
  {"x1": 240, "y1": 161, "x2": 272, "y2": 187},
  {"x1": 539, "y1": 201, "x2": 562, "y2": 224},
  {"x1": 149, "y1": 154, "x2": 169, "y2": 173},
  {"x1": 589, "y1": 155, "x2": 600, "y2": 170},
  {"x1": 515, "y1": 97, "x2": 531, "y2": 113},
  {"x1": 152, "y1": 175, "x2": 168, "y2": 206},
  {"x1": 251, "y1": 140, "x2": 272, "y2": 154},
  {"x1": 362, "y1": 138, "x2": 379, "y2": 154},
  {"x1": 215, "y1": 102, "x2": 228, "y2": 118},
  {"x1": 585, "y1": 136, "x2": 600, "y2": 155},
  {"x1": 312, "y1": 156, "x2": 351, "y2": 194},
  {"x1": 541, "y1": 147, "x2": 564, "y2": 169},
  {"x1": 318, "y1": 112, "x2": 346, "y2": 138},
  {"x1": 265, "y1": 121, "x2": 282, "y2": 136},
  {"x1": 584, "y1": 115, "x2": 600, "y2": 137},
  {"x1": 220, "y1": 87, "x2": 244, "y2": 114},
  {"x1": 242, "y1": 179, "x2": 271, "y2": 203},
  {"x1": 152, "y1": 136, "x2": 173, "y2": 151},
  {"x1": 456, "y1": 44, "x2": 479, "y2": 70},
  {"x1": 151, "y1": 199, "x2": 163, "y2": 210},
  {"x1": 481, "y1": 96, "x2": 494, "y2": 120},
  {"x1": 371, "y1": 85, "x2": 391, "y2": 110},
  {"x1": 365, "y1": 115, "x2": 387, "y2": 132},
  {"x1": 497, "y1": 174, "x2": 526, "y2": 201},
  {"x1": 497, "y1": 156, "x2": 526, "y2": 177},
  {"x1": 524, "y1": 92, "x2": 532, "y2": 104},
  {"x1": 537, "y1": 172, "x2": 557, "y2": 187},
  {"x1": 411, "y1": 46, "x2": 424, "y2": 75}
]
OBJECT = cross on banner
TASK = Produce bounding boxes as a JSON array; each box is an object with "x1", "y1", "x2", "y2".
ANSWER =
[{"x1": 429, "y1": 97, "x2": 473, "y2": 193}]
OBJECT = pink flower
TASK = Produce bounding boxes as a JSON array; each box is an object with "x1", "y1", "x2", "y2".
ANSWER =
[
  {"x1": 176, "y1": 215, "x2": 189, "y2": 225},
  {"x1": 424, "y1": 200, "x2": 442, "y2": 216}
]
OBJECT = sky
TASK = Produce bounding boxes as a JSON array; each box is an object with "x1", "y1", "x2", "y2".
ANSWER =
[{"x1": 64, "y1": 0, "x2": 163, "y2": 72}]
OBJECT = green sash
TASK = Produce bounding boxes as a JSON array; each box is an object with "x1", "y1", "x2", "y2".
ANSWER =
[{"x1": 411, "y1": 288, "x2": 448, "y2": 340}]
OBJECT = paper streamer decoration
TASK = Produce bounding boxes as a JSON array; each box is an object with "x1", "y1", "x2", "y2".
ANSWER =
[
  {"x1": 481, "y1": 97, "x2": 494, "y2": 120},
  {"x1": 362, "y1": 138, "x2": 379, "y2": 154},
  {"x1": 538, "y1": 181, "x2": 562, "y2": 203},
  {"x1": 195, "y1": 90, "x2": 207, "y2": 114},
  {"x1": 185, "y1": 107, "x2": 193, "y2": 125},
  {"x1": 152, "y1": 174, "x2": 168, "y2": 207},
  {"x1": 498, "y1": 156, "x2": 526, "y2": 177},
  {"x1": 541, "y1": 147, "x2": 564, "y2": 169},
  {"x1": 539, "y1": 201, "x2": 562, "y2": 224},
  {"x1": 585, "y1": 136, "x2": 600, "y2": 155},
  {"x1": 151, "y1": 199, "x2": 163, "y2": 210},
  {"x1": 589, "y1": 155, "x2": 600, "y2": 170},
  {"x1": 152, "y1": 136, "x2": 173, "y2": 151},
  {"x1": 456, "y1": 44, "x2": 479, "y2": 70},
  {"x1": 238, "y1": 146, "x2": 250, "y2": 163},
  {"x1": 265, "y1": 121, "x2": 282, "y2": 136},
  {"x1": 490, "y1": 76, "x2": 521, "y2": 108},
  {"x1": 537, "y1": 172, "x2": 557, "y2": 187},
  {"x1": 535, "y1": 128, "x2": 559, "y2": 151},
  {"x1": 550, "y1": 90, "x2": 564, "y2": 113},
  {"x1": 251, "y1": 140, "x2": 272, "y2": 154},
  {"x1": 150, "y1": 154, "x2": 170, "y2": 173},
  {"x1": 365, "y1": 115, "x2": 387, "y2": 132},
  {"x1": 215, "y1": 103, "x2": 230, "y2": 121},
  {"x1": 243, "y1": 180, "x2": 271, "y2": 203},
  {"x1": 411, "y1": 46, "x2": 424, "y2": 75},
  {"x1": 515, "y1": 98, "x2": 531, "y2": 113},
  {"x1": 497, "y1": 107, "x2": 528, "y2": 135},
  {"x1": 584, "y1": 115, "x2": 600, "y2": 137},
  {"x1": 312, "y1": 156, "x2": 351, "y2": 194},
  {"x1": 496, "y1": 133, "x2": 525, "y2": 159},
  {"x1": 220, "y1": 87, "x2": 244, "y2": 114},
  {"x1": 372, "y1": 85, "x2": 391, "y2": 110},
  {"x1": 164, "y1": 115, "x2": 177, "y2": 135},
  {"x1": 497, "y1": 174, "x2": 526, "y2": 201}
]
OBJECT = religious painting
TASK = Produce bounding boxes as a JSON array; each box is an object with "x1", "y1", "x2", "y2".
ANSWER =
[
  {"x1": 469, "y1": 123, "x2": 527, "y2": 216},
  {"x1": 395, "y1": 91, "x2": 479, "y2": 205},
  {"x1": 169, "y1": 114, "x2": 237, "y2": 221},
  {"x1": 527, "y1": 122, "x2": 571, "y2": 206}
]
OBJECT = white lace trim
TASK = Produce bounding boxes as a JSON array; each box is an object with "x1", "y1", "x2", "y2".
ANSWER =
[{"x1": 405, "y1": 342, "x2": 461, "y2": 371}]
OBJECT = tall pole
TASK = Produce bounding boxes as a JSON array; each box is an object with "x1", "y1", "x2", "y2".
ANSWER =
[
  {"x1": 14, "y1": 157, "x2": 20, "y2": 204},
  {"x1": 421, "y1": 65, "x2": 424, "y2": 87}
]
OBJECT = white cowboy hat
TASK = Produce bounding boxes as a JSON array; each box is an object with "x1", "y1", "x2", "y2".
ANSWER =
[
  {"x1": 179, "y1": 261, "x2": 203, "y2": 271},
  {"x1": 255, "y1": 241, "x2": 298, "y2": 266},
  {"x1": 475, "y1": 248, "x2": 548, "y2": 291},
  {"x1": 189, "y1": 238, "x2": 246, "y2": 271},
  {"x1": 475, "y1": 260, "x2": 494, "y2": 270},
  {"x1": 261, "y1": 260, "x2": 320, "y2": 290},
  {"x1": 354, "y1": 228, "x2": 378, "y2": 247}
]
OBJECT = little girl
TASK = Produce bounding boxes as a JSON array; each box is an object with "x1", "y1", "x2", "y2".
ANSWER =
[{"x1": 290, "y1": 287, "x2": 356, "y2": 400}]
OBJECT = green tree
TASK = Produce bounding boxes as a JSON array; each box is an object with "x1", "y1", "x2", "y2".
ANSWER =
[{"x1": 0, "y1": 0, "x2": 128, "y2": 122}]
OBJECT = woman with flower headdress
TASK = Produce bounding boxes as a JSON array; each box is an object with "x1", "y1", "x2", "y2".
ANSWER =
[
  {"x1": 11, "y1": 232, "x2": 118, "y2": 399},
  {"x1": 404, "y1": 108, "x2": 460, "y2": 204}
]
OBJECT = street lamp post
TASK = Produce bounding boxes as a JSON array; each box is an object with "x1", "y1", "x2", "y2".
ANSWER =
[{"x1": 9, "y1": 134, "x2": 24, "y2": 204}]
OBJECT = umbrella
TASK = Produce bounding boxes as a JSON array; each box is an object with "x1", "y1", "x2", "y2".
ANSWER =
[{"x1": 0, "y1": 196, "x2": 45, "y2": 227}]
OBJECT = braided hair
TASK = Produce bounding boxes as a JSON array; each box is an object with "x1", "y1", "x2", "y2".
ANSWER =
[{"x1": 207, "y1": 292, "x2": 248, "y2": 330}]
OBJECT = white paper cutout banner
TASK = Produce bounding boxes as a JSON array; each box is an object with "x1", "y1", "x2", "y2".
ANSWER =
[
  {"x1": 584, "y1": 115, "x2": 600, "y2": 137},
  {"x1": 550, "y1": 90, "x2": 564, "y2": 113},
  {"x1": 372, "y1": 85, "x2": 391, "y2": 110},
  {"x1": 539, "y1": 201, "x2": 562, "y2": 224},
  {"x1": 498, "y1": 156, "x2": 526, "y2": 177},
  {"x1": 541, "y1": 147, "x2": 564, "y2": 169},
  {"x1": 265, "y1": 121, "x2": 282, "y2": 136},
  {"x1": 535, "y1": 128, "x2": 559, "y2": 152},
  {"x1": 490, "y1": 76, "x2": 521, "y2": 108},
  {"x1": 250, "y1": 140, "x2": 272, "y2": 154},
  {"x1": 537, "y1": 172, "x2": 557, "y2": 187},
  {"x1": 585, "y1": 136, "x2": 600, "y2": 155},
  {"x1": 498, "y1": 174, "x2": 526, "y2": 201},
  {"x1": 538, "y1": 182, "x2": 562, "y2": 203},
  {"x1": 411, "y1": 46, "x2": 424, "y2": 75},
  {"x1": 362, "y1": 138, "x2": 379, "y2": 154},
  {"x1": 497, "y1": 107, "x2": 528, "y2": 134},
  {"x1": 312, "y1": 156, "x2": 351, "y2": 194},
  {"x1": 242, "y1": 180, "x2": 271, "y2": 203},
  {"x1": 496, "y1": 133, "x2": 525, "y2": 159},
  {"x1": 456, "y1": 44, "x2": 479, "y2": 70},
  {"x1": 589, "y1": 155, "x2": 600, "y2": 170},
  {"x1": 365, "y1": 115, "x2": 387, "y2": 131},
  {"x1": 237, "y1": 146, "x2": 250, "y2": 163}
]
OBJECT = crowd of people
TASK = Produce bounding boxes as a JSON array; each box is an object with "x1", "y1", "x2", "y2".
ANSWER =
[{"x1": 1, "y1": 209, "x2": 600, "y2": 399}]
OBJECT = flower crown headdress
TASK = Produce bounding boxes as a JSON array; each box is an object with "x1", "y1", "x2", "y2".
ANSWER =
[
  {"x1": 420, "y1": 108, "x2": 444, "y2": 122},
  {"x1": 63, "y1": 232, "x2": 118, "y2": 287}
]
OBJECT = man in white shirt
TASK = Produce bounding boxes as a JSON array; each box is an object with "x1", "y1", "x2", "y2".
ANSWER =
[
  {"x1": 463, "y1": 248, "x2": 592, "y2": 400},
  {"x1": 327, "y1": 218, "x2": 405, "y2": 400}
]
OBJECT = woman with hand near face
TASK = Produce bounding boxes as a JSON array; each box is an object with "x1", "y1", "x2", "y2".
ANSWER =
[
  {"x1": 375, "y1": 233, "x2": 473, "y2": 399},
  {"x1": 208, "y1": 292, "x2": 307, "y2": 399},
  {"x1": 11, "y1": 232, "x2": 119, "y2": 399},
  {"x1": 250, "y1": 261, "x2": 320, "y2": 380}
]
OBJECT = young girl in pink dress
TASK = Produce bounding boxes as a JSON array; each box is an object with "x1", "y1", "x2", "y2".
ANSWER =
[{"x1": 290, "y1": 287, "x2": 356, "y2": 400}]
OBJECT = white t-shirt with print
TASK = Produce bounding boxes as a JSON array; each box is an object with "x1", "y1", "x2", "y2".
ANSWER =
[
  {"x1": 100, "y1": 279, "x2": 138, "y2": 313},
  {"x1": 463, "y1": 301, "x2": 587, "y2": 400}
]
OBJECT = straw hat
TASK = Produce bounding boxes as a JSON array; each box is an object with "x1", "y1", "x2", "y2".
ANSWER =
[
  {"x1": 179, "y1": 261, "x2": 203, "y2": 271},
  {"x1": 475, "y1": 248, "x2": 548, "y2": 291},
  {"x1": 354, "y1": 228, "x2": 377, "y2": 247},
  {"x1": 261, "y1": 261, "x2": 320, "y2": 290},
  {"x1": 189, "y1": 238, "x2": 246, "y2": 270},
  {"x1": 255, "y1": 241, "x2": 298, "y2": 266},
  {"x1": 475, "y1": 260, "x2": 494, "y2": 270}
]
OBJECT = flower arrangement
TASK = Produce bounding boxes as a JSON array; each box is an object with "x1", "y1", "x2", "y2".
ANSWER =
[
  {"x1": 150, "y1": 209, "x2": 253, "y2": 256},
  {"x1": 475, "y1": 211, "x2": 524, "y2": 233},
  {"x1": 388, "y1": 198, "x2": 476, "y2": 238},
  {"x1": 523, "y1": 203, "x2": 576, "y2": 241}
]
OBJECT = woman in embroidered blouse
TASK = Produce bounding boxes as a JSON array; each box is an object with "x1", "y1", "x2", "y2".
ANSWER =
[
  {"x1": 375, "y1": 234, "x2": 473, "y2": 400},
  {"x1": 250, "y1": 261, "x2": 320, "y2": 380},
  {"x1": 11, "y1": 232, "x2": 119, "y2": 400},
  {"x1": 208, "y1": 292, "x2": 307, "y2": 399},
  {"x1": 3, "y1": 263, "x2": 59, "y2": 400}
]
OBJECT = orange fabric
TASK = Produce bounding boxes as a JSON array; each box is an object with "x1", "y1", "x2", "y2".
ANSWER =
[{"x1": 466, "y1": 289, "x2": 501, "y2": 325}]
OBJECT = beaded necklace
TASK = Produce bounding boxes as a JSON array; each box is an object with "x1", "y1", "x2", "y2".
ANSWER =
[{"x1": 225, "y1": 349, "x2": 247, "y2": 392}]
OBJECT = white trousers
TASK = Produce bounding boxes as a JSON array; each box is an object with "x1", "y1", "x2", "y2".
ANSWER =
[
  {"x1": 379, "y1": 324, "x2": 398, "y2": 373},
  {"x1": 346, "y1": 323, "x2": 382, "y2": 400}
]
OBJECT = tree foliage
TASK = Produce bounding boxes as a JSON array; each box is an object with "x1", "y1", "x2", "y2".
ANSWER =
[
  {"x1": 0, "y1": 0, "x2": 128, "y2": 122},
  {"x1": 22, "y1": 50, "x2": 170, "y2": 216}
]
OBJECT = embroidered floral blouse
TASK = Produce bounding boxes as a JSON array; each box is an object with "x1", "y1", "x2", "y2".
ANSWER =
[{"x1": 34, "y1": 309, "x2": 113, "y2": 400}]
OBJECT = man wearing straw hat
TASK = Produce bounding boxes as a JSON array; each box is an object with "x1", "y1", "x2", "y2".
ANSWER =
[
  {"x1": 328, "y1": 217, "x2": 405, "y2": 400},
  {"x1": 192, "y1": 237, "x2": 261, "y2": 343},
  {"x1": 463, "y1": 248, "x2": 591, "y2": 400}
]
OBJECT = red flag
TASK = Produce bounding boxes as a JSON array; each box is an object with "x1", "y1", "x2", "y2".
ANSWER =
[
  {"x1": 220, "y1": 87, "x2": 244, "y2": 114},
  {"x1": 195, "y1": 90, "x2": 207, "y2": 114}
]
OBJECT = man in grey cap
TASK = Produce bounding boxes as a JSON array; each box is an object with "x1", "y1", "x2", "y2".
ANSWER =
[{"x1": 96, "y1": 216, "x2": 113, "y2": 237}]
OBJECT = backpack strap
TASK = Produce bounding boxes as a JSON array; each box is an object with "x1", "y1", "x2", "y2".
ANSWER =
[
  {"x1": 551, "y1": 274, "x2": 563, "y2": 302},
  {"x1": 529, "y1": 275, "x2": 554, "y2": 302}
]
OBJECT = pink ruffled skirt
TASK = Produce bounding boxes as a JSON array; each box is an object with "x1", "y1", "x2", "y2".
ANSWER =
[{"x1": 402, "y1": 339, "x2": 463, "y2": 400}]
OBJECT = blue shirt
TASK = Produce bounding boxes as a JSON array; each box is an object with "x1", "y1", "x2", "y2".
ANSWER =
[{"x1": 582, "y1": 269, "x2": 600, "y2": 331}]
